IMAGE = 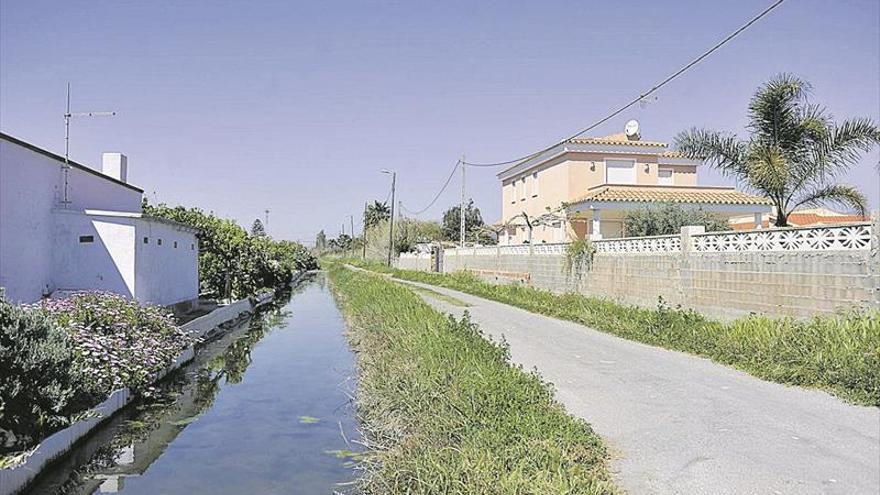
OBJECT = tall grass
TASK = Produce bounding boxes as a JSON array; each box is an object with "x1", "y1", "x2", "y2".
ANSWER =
[
  {"x1": 326, "y1": 263, "x2": 619, "y2": 494},
  {"x1": 343, "y1": 258, "x2": 880, "y2": 407}
]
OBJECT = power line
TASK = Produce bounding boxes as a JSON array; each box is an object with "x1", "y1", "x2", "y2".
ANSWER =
[
  {"x1": 400, "y1": 159, "x2": 461, "y2": 215},
  {"x1": 463, "y1": 0, "x2": 788, "y2": 168}
]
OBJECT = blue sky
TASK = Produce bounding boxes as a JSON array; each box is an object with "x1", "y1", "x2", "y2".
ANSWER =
[{"x1": 2, "y1": 0, "x2": 878, "y2": 244}]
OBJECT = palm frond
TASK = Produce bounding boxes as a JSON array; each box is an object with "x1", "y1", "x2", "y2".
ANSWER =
[
  {"x1": 790, "y1": 184, "x2": 868, "y2": 217},
  {"x1": 811, "y1": 117, "x2": 880, "y2": 177},
  {"x1": 745, "y1": 143, "x2": 789, "y2": 198},
  {"x1": 747, "y1": 73, "x2": 811, "y2": 147},
  {"x1": 674, "y1": 128, "x2": 748, "y2": 180}
]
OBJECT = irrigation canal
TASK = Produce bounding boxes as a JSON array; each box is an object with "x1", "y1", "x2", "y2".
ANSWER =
[{"x1": 27, "y1": 273, "x2": 363, "y2": 495}]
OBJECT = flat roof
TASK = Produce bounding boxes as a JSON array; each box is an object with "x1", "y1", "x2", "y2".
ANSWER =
[{"x1": 0, "y1": 131, "x2": 144, "y2": 193}]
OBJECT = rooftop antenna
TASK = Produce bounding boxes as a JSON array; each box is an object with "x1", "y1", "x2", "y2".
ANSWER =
[{"x1": 63, "y1": 82, "x2": 116, "y2": 207}]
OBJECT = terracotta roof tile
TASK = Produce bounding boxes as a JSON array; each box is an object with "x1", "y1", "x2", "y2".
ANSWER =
[
  {"x1": 572, "y1": 185, "x2": 773, "y2": 206},
  {"x1": 567, "y1": 136, "x2": 667, "y2": 148}
]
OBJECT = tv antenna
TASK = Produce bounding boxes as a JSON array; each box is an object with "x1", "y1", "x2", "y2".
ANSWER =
[{"x1": 62, "y1": 82, "x2": 116, "y2": 206}]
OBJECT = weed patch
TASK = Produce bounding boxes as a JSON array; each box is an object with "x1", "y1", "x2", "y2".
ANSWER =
[{"x1": 327, "y1": 263, "x2": 618, "y2": 494}]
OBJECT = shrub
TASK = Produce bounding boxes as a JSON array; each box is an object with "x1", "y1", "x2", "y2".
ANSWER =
[
  {"x1": 564, "y1": 238, "x2": 596, "y2": 278},
  {"x1": 0, "y1": 295, "x2": 93, "y2": 454},
  {"x1": 38, "y1": 292, "x2": 193, "y2": 396},
  {"x1": 142, "y1": 201, "x2": 317, "y2": 298},
  {"x1": 623, "y1": 203, "x2": 728, "y2": 237},
  {"x1": 1, "y1": 292, "x2": 195, "y2": 457}
]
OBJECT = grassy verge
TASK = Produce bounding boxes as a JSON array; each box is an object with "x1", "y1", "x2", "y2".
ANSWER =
[
  {"x1": 326, "y1": 262, "x2": 619, "y2": 494},
  {"x1": 343, "y1": 258, "x2": 880, "y2": 407}
]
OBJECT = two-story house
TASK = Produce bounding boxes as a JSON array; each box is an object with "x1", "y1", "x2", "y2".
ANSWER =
[{"x1": 497, "y1": 124, "x2": 771, "y2": 244}]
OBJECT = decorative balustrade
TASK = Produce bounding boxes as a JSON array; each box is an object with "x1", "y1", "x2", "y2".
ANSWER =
[
  {"x1": 594, "y1": 234, "x2": 681, "y2": 253},
  {"x1": 399, "y1": 252, "x2": 431, "y2": 259},
  {"x1": 531, "y1": 243, "x2": 568, "y2": 255},
  {"x1": 497, "y1": 245, "x2": 530, "y2": 256},
  {"x1": 437, "y1": 222, "x2": 873, "y2": 259},
  {"x1": 691, "y1": 223, "x2": 872, "y2": 252}
]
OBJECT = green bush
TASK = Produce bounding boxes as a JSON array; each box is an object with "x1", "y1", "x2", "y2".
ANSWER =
[
  {"x1": 143, "y1": 201, "x2": 317, "y2": 299},
  {"x1": 0, "y1": 296, "x2": 92, "y2": 454},
  {"x1": 1, "y1": 291, "x2": 195, "y2": 457},
  {"x1": 623, "y1": 203, "x2": 728, "y2": 236}
]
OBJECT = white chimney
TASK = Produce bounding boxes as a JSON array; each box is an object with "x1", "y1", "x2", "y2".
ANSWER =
[{"x1": 102, "y1": 153, "x2": 128, "y2": 183}]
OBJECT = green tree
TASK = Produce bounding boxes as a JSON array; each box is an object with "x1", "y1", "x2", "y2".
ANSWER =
[
  {"x1": 143, "y1": 201, "x2": 316, "y2": 298},
  {"x1": 315, "y1": 230, "x2": 327, "y2": 250},
  {"x1": 364, "y1": 201, "x2": 391, "y2": 230},
  {"x1": 394, "y1": 218, "x2": 443, "y2": 253},
  {"x1": 675, "y1": 74, "x2": 879, "y2": 227},
  {"x1": 442, "y1": 199, "x2": 491, "y2": 243},
  {"x1": 250, "y1": 218, "x2": 266, "y2": 237},
  {"x1": 623, "y1": 204, "x2": 729, "y2": 237}
]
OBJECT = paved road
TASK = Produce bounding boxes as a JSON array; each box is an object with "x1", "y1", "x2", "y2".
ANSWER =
[{"x1": 401, "y1": 279, "x2": 880, "y2": 495}]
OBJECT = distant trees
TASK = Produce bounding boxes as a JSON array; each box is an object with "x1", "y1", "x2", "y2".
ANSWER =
[
  {"x1": 250, "y1": 218, "x2": 266, "y2": 237},
  {"x1": 441, "y1": 200, "x2": 495, "y2": 244},
  {"x1": 364, "y1": 201, "x2": 391, "y2": 230},
  {"x1": 623, "y1": 204, "x2": 728, "y2": 237},
  {"x1": 315, "y1": 230, "x2": 327, "y2": 250},
  {"x1": 329, "y1": 234, "x2": 354, "y2": 251},
  {"x1": 675, "y1": 74, "x2": 879, "y2": 227}
]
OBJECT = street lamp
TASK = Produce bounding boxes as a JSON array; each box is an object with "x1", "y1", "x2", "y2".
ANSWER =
[{"x1": 381, "y1": 169, "x2": 396, "y2": 266}]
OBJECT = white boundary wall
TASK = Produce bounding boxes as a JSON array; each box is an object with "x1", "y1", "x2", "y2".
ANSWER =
[{"x1": 430, "y1": 221, "x2": 879, "y2": 320}]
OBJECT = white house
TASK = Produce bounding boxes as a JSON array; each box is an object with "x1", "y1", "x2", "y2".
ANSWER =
[{"x1": 0, "y1": 132, "x2": 199, "y2": 307}]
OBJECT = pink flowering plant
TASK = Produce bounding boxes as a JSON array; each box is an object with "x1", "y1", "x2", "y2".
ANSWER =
[
  {"x1": 1, "y1": 291, "x2": 192, "y2": 457},
  {"x1": 36, "y1": 292, "x2": 194, "y2": 397}
]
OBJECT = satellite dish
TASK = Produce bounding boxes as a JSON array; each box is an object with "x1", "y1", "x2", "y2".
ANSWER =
[{"x1": 624, "y1": 120, "x2": 640, "y2": 139}]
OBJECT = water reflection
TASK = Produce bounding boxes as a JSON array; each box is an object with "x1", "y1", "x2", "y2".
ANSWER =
[{"x1": 29, "y1": 274, "x2": 362, "y2": 495}]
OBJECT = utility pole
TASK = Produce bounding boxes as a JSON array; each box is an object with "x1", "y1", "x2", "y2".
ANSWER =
[
  {"x1": 349, "y1": 214, "x2": 355, "y2": 257},
  {"x1": 362, "y1": 202, "x2": 368, "y2": 259},
  {"x1": 264, "y1": 209, "x2": 270, "y2": 230},
  {"x1": 381, "y1": 169, "x2": 397, "y2": 266},
  {"x1": 63, "y1": 83, "x2": 116, "y2": 207},
  {"x1": 460, "y1": 155, "x2": 466, "y2": 247}
]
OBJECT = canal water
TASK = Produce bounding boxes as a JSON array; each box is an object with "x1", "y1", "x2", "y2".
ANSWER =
[{"x1": 27, "y1": 273, "x2": 363, "y2": 495}]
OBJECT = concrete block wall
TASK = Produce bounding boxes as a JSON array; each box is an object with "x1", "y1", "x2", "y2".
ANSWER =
[
  {"x1": 406, "y1": 221, "x2": 878, "y2": 320},
  {"x1": 396, "y1": 253, "x2": 433, "y2": 272}
]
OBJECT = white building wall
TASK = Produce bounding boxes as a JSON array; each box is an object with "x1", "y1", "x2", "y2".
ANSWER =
[
  {"x1": 1, "y1": 134, "x2": 197, "y2": 306},
  {"x1": 134, "y1": 220, "x2": 199, "y2": 306},
  {"x1": 52, "y1": 210, "x2": 137, "y2": 298}
]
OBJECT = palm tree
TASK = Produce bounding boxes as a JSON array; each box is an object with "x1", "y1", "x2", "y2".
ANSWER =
[
  {"x1": 675, "y1": 74, "x2": 879, "y2": 227},
  {"x1": 364, "y1": 200, "x2": 391, "y2": 230}
]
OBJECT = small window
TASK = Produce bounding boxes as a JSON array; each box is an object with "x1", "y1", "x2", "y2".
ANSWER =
[
  {"x1": 605, "y1": 159, "x2": 637, "y2": 184},
  {"x1": 79, "y1": 235, "x2": 94, "y2": 243},
  {"x1": 532, "y1": 172, "x2": 539, "y2": 197},
  {"x1": 658, "y1": 168, "x2": 673, "y2": 186},
  {"x1": 173, "y1": 241, "x2": 178, "y2": 248},
  {"x1": 157, "y1": 238, "x2": 163, "y2": 246},
  {"x1": 191, "y1": 243, "x2": 195, "y2": 250},
  {"x1": 143, "y1": 237, "x2": 149, "y2": 244}
]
